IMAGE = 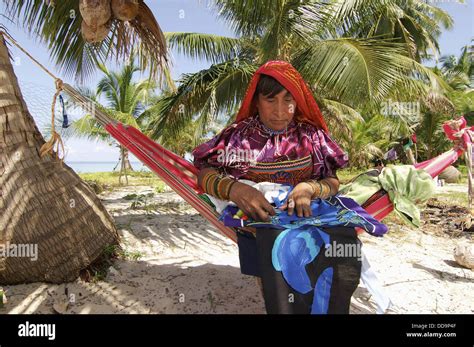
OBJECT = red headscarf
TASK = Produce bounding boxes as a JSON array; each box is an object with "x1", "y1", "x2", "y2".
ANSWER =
[{"x1": 236, "y1": 60, "x2": 328, "y2": 132}]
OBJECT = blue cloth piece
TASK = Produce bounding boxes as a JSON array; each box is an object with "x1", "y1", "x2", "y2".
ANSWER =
[
  {"x1": 221, "y1": 195, "x2": 387, "y2": 236},
  {"x1": 272, "y1": 226, "x2": 325, "y2": 294},
  {"x1": 220, "y1": 191, "x2": 386, "y2": 313},
  {"x1": 272, "y1": 184, "x2": 293, "y2": 208},
  {"x1": 272, "y1": 190, "x2": 285, "y2": 208},
  {"x1": 59, "y1": 94, "x2": 70, "y2": 129},
  {"x1": 311, "y1": 267, "x2": 333, "y2": 314},
  {"x1": 316, "y1": 228, "x2": 330, "y2": 246}
]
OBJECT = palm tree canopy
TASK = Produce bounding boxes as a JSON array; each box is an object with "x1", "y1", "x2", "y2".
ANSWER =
[
  {"x1": 66, "y1": 56, "x2": 154, "y2": 144},
  {"x1": 146, "y1": 0, "x2": 452, "y2": 142},
  {"x1": 3, "y1": 0, "x2": 168, "y2": 82}
]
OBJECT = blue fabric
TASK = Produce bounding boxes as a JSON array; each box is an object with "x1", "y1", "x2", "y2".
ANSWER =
[
  {"x1": 221, "y1": 193, "x2": 386, "y2": 313},
  {"x1": 59, "y1": 94, "x2": 70, "y2": 129},
  {"x1": 271, "y1": 225, "x2": 333, "y2": 298},
  {"x1": 312, "y1": 267, "x2": 333, "y2": 314},
  {"x1": 222, "y1": 195, "x2": 387, "y2": 237},
  {"x1": 272, "y1": 227, "x2": 325, "y2": 294}
]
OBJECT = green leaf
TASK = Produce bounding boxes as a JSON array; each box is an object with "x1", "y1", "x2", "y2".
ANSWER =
[{"x1": 165, "y1": 32, "x2": 242, "y2": 63}]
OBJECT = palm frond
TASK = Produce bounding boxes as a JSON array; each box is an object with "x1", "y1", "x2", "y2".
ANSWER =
[
  {"x1": 293, "y1": 38, "x2": 410, "y2": 106},
  {"x1": 71, "y1": 114, "x2": 109, "y2": 142},
  {"x1": 4, "y1": 0, "x2": 168, "y2": 82},
  {"x1": 213, "y1": 0, "x2": 277, "y2": 37},
  {"x1": 165, "y1": 32, "x2": 242, "y2": 63},
  {"x1": 145, "y1": 59, "x2": 257, "y2": 140}
]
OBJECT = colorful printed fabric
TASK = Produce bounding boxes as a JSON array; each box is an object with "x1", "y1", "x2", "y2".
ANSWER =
[
  {"x1": 221, "y1": 192, "x2": 386, "y2": 314},
  {"x1": 192, "y1": 114, "x2": 348, "y2": 180},
  {"x1": 244, "y1": 154, "x2": 313, "y2": 186},
  {"x1": 256, "y1": 226, "x2": 361, "y2": 314},
  {"x1": 221, "y1": 195, "x2": 388, "y2": 237}
]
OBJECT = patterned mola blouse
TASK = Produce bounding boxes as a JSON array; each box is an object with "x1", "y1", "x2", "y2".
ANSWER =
[{"x1": 192, "y1": 115, "x2": 348, "y2": 187}]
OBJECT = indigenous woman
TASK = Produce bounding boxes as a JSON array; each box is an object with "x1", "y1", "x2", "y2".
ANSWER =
[{"x1": 192, "y1": 61, "x2": 361, "y2": 314}]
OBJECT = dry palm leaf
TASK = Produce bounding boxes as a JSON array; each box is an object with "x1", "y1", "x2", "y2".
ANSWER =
[
  {"x1": 111, "y1": 1, "x2": 168, "y2": 75},
  {"x1": 423, "y1": 90, "x2": 456, "y2": 115},
  {"x1": 4, "y1": 0, "x2": 168, "y2": 82}
]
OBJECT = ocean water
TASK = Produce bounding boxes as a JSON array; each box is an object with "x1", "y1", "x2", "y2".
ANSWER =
[{"x1": 66, "y1": 161, "x2": 149, "y2": 173}]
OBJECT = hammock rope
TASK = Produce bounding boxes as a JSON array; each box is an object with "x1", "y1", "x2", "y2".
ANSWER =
[
  {"x1": 0, "y1": 30, "x2": 238, "y2": 241},
  {"x1": 0, "y1": 29, "x2": 69, "y2": 159},
  {"x1": 39, "y1": 78, "x2": 66, "y2": 160}
]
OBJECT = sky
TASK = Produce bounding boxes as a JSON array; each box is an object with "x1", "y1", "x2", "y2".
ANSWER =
[{"x1": 0, "y1": 0, "x2": 472, "y2": 164}]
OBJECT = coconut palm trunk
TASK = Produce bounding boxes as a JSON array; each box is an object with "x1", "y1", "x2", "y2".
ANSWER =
[
  {"x1": 118, "y1": 146, "x2": 130, "y2": 185},
  {"x1": 0, "y1": 36, "x2": 120, "y2": 284},
  {"x1": 122, "y1": 147, "x2": 134, "y2": 172}
]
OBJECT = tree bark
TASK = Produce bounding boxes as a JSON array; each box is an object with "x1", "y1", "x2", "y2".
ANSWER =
[
  {"x1": 122, "y1": 147, "x2": 134, "y2": 172},
  {"x1": 118, "y1": 146, "x2": 129, "y2": 185},
  {"x1": 0, "y1": 36, "x2": 120, "y2": 284}
]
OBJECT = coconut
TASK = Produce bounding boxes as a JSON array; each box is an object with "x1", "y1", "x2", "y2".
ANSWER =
[
  {"x1": 454, "y1": 241, "x2": 474, "y2": 270},
  {"x1": 81, "y1": 20, "x2": 110, "y2": 43},
  {"x1": 111, "y1": 0, "x2": 139, "y2": 21},
  {"x1": 79, "y1": 0, "x2": 112, "y2": 28}
]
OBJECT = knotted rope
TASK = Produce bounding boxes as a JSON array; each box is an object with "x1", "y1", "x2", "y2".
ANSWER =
[
  {"x1": 38, "y1": 78, "x2": 66, "y2": 160},
  {"x1": 1, "y1": 30, "x2": 69, "y2": 160}
]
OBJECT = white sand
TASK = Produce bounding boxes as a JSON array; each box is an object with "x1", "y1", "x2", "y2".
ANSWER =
[{"x1": 1, "y1": 184, "x2": 473, "y2": 314}]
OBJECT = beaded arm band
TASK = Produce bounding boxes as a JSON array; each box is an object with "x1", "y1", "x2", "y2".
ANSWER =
[
  {"x1": 305, "y1": 179, "x2": 335, "y2": 199},
  {"x1": 200, "y1": 170, "x2": 237, "y2": 201}
]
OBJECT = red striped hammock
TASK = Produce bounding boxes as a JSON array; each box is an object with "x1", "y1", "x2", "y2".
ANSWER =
[
  {"x1": 3, "y1": 31, "x2": 469, "y2": 243},
  {"x1": 102, "y1": 117, "x2": 472, "y2": 243}
]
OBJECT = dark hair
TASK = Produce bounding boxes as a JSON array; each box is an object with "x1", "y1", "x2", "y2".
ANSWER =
[{"x1": 255, "y1": 75, "x2": 285, "y2": 98}]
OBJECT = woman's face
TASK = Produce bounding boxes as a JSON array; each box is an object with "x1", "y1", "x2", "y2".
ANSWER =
[{"x1": 256, "y1": 89, "x2": 297, "y2": 131}]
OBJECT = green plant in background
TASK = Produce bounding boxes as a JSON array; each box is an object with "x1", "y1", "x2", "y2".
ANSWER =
[
  {"x1": 119, "y1": 249, "x2": 143, "y2": 261},
  {"x1": 124, "y1": 192, "x2": 156, "y2": 214},
  {"x1": 144, "y1": 0, "x2": 451, "y2": 150},
  {"x1": 79, "y1": 171, "x2": 162, "y2": 187},
  {"x1": 155, "y1": 182, "x2": 167, "y2": 193},
  {"x1": 344, "y1": 115, "x2": 387, "y2": 169},
  {"x1": 437, "y1": 44, "x2": 474, "y2": 116},
  {"x1": 65, "y1": 53, "x2": 157, "y2": 185}
]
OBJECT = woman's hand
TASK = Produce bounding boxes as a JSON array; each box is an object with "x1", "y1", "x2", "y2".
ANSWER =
[
  {"x1": 229, "y1": 182, "x2": 275, "y2": 222},
  {"x1": 280, "y1": 182, "x2": 314, "y2": 217}
]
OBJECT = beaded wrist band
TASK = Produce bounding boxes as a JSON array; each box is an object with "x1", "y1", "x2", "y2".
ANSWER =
[
  {"x1": 201, "y1": 171, "x2": 237, "y2": 200},
  {"x1": 306, "y1": 179, "x2": 333, "y2": 199}
]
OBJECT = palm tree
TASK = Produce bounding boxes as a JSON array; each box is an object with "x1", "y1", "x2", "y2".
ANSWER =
[
  {"x1": 345, "y1": 115, "x2": 387, "y2": 169},
  {"x1": 160, "y1": 121, "x2": 201, "y2": 157},
  {"x1": 413, "y1": 44, "x2": 474, "y2": 161},
  {"x1": 418, "y1": 111, "x2": 452, "y2": 160},
  {"x1": 438, "y1": 44, "x2": 474, "y2": 115},
  {"x1": 69, "y1": 57, "x2": 155, "y2": 183},
  {"x1": 145, "y1": 0, "x2": 450, "y2": 144},
  {"x1": 0, "y1": 1, "x2": 168, "y2": 284},
  {"x1": 0, "y1": 33, "x2": 120, "y2": 284},
  {"x1": 331, "y1": 0, "x2": 453, "y2": 61},
  {"x1": 440, "y1": 44, "x2": 473, "y2": 80},
  {"x1": 2, "y1": 0, "x2": 168, "y2": 82}
]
